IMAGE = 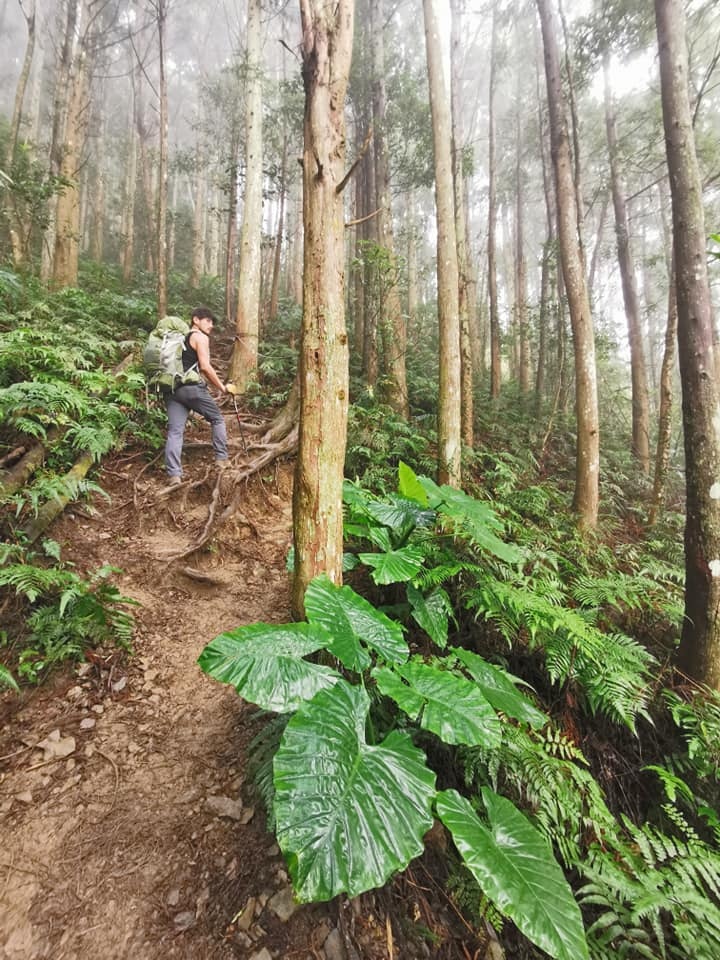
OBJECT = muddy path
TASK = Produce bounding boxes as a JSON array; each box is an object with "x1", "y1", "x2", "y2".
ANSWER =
[{"x1": 0, "y1": 431, "x2": 478, "y2": 960}]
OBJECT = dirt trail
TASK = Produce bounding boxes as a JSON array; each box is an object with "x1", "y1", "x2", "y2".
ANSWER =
[
  {"x1": 0, "y1": 439, "x2": 349, "y2": 960},
  {"x1": 0, "y1": 429, "x2": 477, "y2": 960}
]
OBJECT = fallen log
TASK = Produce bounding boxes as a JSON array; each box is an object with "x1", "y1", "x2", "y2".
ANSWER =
[
  {"x1": 22, "y1": 451, "x2": 95, "y2": 543},
  {"x1": 0, "y1": 427, "x2": 61, "y2": 500},
  {"x1": 0, "y1": 353, "x2": 135, "y2": 502}
]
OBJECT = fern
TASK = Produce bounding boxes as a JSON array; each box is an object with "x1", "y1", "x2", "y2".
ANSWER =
[{"x1": 465, "y1": 576, "x2": 655, "y2": 728}]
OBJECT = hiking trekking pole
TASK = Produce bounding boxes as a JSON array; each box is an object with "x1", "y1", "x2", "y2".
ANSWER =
[{"x1": 225, "y1": 383, "x2": 248, "y2": 454}]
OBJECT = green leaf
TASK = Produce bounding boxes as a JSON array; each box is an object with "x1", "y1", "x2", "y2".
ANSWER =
[
  {"x1": 419, "y1": 478, "x2": 522, "y2": 565},
  {"x1": 304, "y1": 575, "x2": 408, "y2": 668},
  {"x1": 274, "y1": 680, "x2": 436, "y2": 902},
  {"x1": 0, "y1": 664, "x2": 19, "y2": 691},
  {"x1": 358, "y1": 545, "x2": 426, "y2": 585},
  {"x1": 398, "y1": 461, "x2": 428, "y2": 505},
  {"x1": 455, "y1": 649, "x2": 546, "y2": 728},
  {"x1": 197, "y1": 622, "x2": 340, "y2": 713},
  {"x1": 373, "y1": 659, "x2": 501, "y2": 747},
  {"x1": 407, "y1": 583, "x2": 452, "y2": 648},
  {"x1": 365, "y1": 495, "x2": 435, "y2": 538},
  {"x1": 436, "y1": 788, "x2": 589, "y2": 960}
]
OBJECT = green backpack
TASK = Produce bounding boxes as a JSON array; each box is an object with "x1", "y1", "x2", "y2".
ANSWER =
[{"x1": 142, "y1": 316, "x2": 201, "y2": 391}]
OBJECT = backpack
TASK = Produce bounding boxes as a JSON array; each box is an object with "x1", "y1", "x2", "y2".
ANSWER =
[{"x1": 142, "y1": 316, "x2": 201, "y2": 391}]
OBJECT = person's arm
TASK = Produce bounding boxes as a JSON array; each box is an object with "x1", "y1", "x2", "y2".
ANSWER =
[{"x1": 189, "y1": 331, "x2": 226, "y2": 393}]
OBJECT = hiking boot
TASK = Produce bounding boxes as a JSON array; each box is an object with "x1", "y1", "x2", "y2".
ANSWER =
[{"x1": 168, "y1": 475, "x2": 182, "y2": 486}]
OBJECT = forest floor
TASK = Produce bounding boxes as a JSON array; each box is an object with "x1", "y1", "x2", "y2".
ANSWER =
[{"x1": 0, "y1": 417, "x2": 483, "y2": 960}]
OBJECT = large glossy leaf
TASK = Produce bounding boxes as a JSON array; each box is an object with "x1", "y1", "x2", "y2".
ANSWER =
[
  {"x1": 436, "y1": 788, "x2": 589, "y2": 960},
  {"x1": 373, "y1": 659, "x2": 501, "y2": 747},
  {"x1": 358, "y1": 545, "x2": 426, "y2": 585},
  {"x1": 365, "y1": 495, "x2": 435, "y2": 537},
  {"x1": 398, "y1": 461, "x2": 429, "y2": 505},
  {"x1": 304, "y1": 575, "x2": 408, "y2": 667},
  {"x1": 197, "y1": 622, "x2": 339, "y2": 713},
  {"x1": 419, "y1": 477, "x2": 522, "y2": 565},
  {"x1": 274, "y1": 680, "x2": 436, "y2": 902},
  {"x1": 407, "y1": 583, "x2": 452, "y2": 648},
  {"x1": 455, "y1": 649, "x2": 546, "y2": 728}
]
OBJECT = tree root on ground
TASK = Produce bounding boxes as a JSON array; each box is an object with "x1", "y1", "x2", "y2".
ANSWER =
[{"x1": 160, "y1": 426, "x2": 298, "y2": 561}]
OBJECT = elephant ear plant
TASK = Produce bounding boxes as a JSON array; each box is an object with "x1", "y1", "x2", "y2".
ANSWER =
[{"x1": 199, "y1": 470, "x2": 589, "y2": 960}]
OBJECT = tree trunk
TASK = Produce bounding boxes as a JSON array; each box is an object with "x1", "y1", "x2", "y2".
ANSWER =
[
  {"x1": 451, "y1": 0, "x2": 474, "y2": 445},
  {"x1": 52, "y1": 22, "x2": 89, "y2": 288},
  {"x1": 424, "y1": 0, "x2": 462, "y2": 486},
  {"x1": 655, "y1": 0, "x2": 720, "y2": 688},
  {"x1": 372, "y1": 0, "x2": 408, "y2": 418},
  {"x1": 514, "y1": 94, "x2": 530, "y2": 395},
  {"x1": 225, "y1": 125, "x2": 240, "y2": 326},
  {"x1": 537, "y1": 0, "x2": 599, "y2": 529},
  {"x1": 7, "y1": 0, "x2": 35, "y2": 167},
  {"x1": 268, "y1": 137, "x2": 287, "y2": 323},
  {"x1": 292, "y1": 0, "x2": 354, "y2": 618},
  {"x1": 230, "y1": 0, "x2": 264, "y2": 389},
  {"x1": 41, "y1": 0, "x2": 78, "y2": 283},
  {"x1": 156, "y1": 0, "x2": 169, "y2": 317},
  {"x1": 603, "y1": 56, "x2": 651, "y2": 473},
  {"x1": 488, "y1": 5, "x2": 501, "y2": 400},
  {"x1": 649, "y1": 251, "x2": 677, "y2": 526},
  {"x1": 190, "y1": 160, "x2": 207, "y2": 287}
]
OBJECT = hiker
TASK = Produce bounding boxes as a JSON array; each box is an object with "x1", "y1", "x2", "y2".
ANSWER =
[{"x1": 164, "y1": 307, "x2": 229, "y2": 484}]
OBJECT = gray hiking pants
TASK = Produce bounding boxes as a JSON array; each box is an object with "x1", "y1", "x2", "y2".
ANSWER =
[{"x1": 165, "y1": 383, "x2": 228, "y2": 478}]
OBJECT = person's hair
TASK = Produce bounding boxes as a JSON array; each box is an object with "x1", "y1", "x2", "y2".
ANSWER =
[{"x1": 191, "y1": 306, "x2": 216, "y2": 323}]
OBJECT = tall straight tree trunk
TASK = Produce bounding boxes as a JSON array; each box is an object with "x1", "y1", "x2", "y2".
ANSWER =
[
  {"x1": 649, "y1": 252, "x2": 677, "y2": 526},
  {"x1": 362, "y1": 128, "x2": 378, "y2": 389},
  {"x1": 424, "y1": 0, "x2": 462, "y2": 486},
  {"x1": 514, "y1": 95, "x2": 530, "y2": 394},
  {"x1": 190, "y1": 161, "x2": 206, "y2": 287},
  {"x1": 603, "y1": 57, "x2": 650, "y2": 473},
  {"x1": 268, "y1": 136, "x2": 287, "y2": 323},
  {"x1": 156, "y1": 0, "x2": 169, "y2": 317},
  {"x1": 371, "y1": 0, "x2": 408, "y2": 417},
  {"x1": 225, "y1": 124, "x2": 240, "y2": 326},
  {"x1": 90, "y1": 97, "x2": 106, "y2": 263},
  {"x1": 488, "y1": 5, "x2": 501, "y2": 400},
  {"x1": 52, "y1": 13, "x2": 90, "y2": 288},
  {"x1": 7, "y1": 0, "x2": 35, "y2": 167},
  {"x1": 537, "y1": 0, "x2": 599, "y2": 529},
  {"x1": 451, "y1": 0, "x2": 474, "y2": 445},
  {"x1": 292, "y1": 0, "x2": 354, "y2": 618},
  {"x1": 42, "y1": 0, "x2": 78, "y2": 282},
  {"x1": 230, "y1": 0, "x2": 263, "y2": 389},
  {"x1": 655, "y1": 0, "x2": 720, "y2": 688}
]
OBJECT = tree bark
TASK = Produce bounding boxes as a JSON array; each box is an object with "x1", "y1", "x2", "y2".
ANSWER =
[
  {"x1": 230, "y1": 0, "x2": 264, "y2": 389},
  {"x1": 488, "y1": 5, "x2": 501, "y2": 400},
  {"x1": 603, "y1": 56, "x2": 651, "y2": 473},
  {"x1": 537, "y1": 0, "x2": 599, "y2": 529},
  {"x1": 156, "y1": 0, "x2": 169, "y2": 317},
  {"x1": 424, "y1": 0, "x2": 462, "y2": 486},
  {"x1": 648, "y1": 251, "x2": 677, "y2": 526},
  {"x1": 7, "y1": 0, "x2": 35, "y2": 168},
  {"x1": 451, "y1": 0, "x2": 474, "y2": 444},
  {"x1": 371, "y1": 0, "x2": 408, "y2": 418},
  {"x1": 292, "y1": 0, "x2": 354, "y2": 618},
  {"x1": 655, "y1": 0, "x2": 720, "y2": 688}
]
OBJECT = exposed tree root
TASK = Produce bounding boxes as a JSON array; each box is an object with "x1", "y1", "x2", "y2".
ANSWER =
[{"x1": 162, "y1": 426, "x2": 298, "y2": 561}]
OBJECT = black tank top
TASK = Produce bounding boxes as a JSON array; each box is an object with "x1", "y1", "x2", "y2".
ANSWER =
[{"x1": 181, "y1": 331, "x2": 206, "y2": 372}]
